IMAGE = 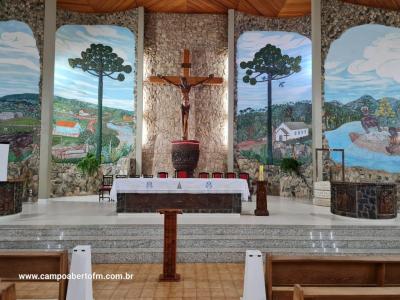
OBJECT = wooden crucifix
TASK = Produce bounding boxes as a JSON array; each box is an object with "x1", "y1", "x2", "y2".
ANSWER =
[{"x1": 148, "y1": 49, "x2": 223, "y2": 141}]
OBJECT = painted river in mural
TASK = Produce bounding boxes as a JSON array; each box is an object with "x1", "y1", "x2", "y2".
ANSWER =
[{"x1": 325, "y1": 121, "x2": 400, "y2": 173}]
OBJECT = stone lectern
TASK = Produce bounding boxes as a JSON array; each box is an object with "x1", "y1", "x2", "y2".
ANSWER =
[
  {"x1": 158, "y1": 208, "x2": 182, "y2": 281},
  {"x1": 255, "y1": 181, "x2": 269, "y2": 216}
]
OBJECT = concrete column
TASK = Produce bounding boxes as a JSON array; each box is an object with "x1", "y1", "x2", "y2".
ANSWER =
[
  {"x1": 38, "y1": 0, "x2": 56, "y2": 200},
  {"x1": 135, "y1": 6, "x2": 144, "y2": 175},
  {"x1": 312, "y1": 0, "x2": 323, "y2": 182},
  {"x1": 227, "y1": 9, "x2": 235, "y2": 172}
]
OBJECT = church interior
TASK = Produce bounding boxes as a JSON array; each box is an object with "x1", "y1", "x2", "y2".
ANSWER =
[{"x1": 1, "y1": 0, "x2": 400, "y2": 299}]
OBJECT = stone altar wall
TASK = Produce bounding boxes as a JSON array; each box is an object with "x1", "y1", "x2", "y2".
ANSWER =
[
  {"x1": 142, "y1": 13, "x2": 228, "y2": 176},
  {"x1": 51, "y1": 8, "x2": 139, "y2": 197},
  {"x1": 322, "y1": 0, "x2": 400, "y2": 202},
  {"x1": 0, "y1": 0, "x2": 45, "y2": 201},
  {"x1": 233, "y1": 12, "x2": 312, "y2": 198}
]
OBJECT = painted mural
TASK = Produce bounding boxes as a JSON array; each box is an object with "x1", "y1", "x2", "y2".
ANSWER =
[
  {"x1": 0, "y1": 20, "x2": 40, "y2": 172},
  {"x1": 325, "y1": 24, "x2": 400, "y2": 173},
  {"x1": 52, "y1": 25, "x2": 135, "y2": 165},
  {"x1": 236, "y1": 31, "x2": 312, "y2": 166}
]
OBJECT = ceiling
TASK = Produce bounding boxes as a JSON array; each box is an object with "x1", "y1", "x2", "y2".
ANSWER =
[
  {"x1": 57, "y1": 0, "x2": 311, "y2": 17},
  {"x1": 57, "y1": 0, "x2": 400, "y2": 17}
]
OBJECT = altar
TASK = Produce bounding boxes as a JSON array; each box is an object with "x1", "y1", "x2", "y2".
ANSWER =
[{"x1": 110, "y1": 178, "x2": 250, "y2": 213}]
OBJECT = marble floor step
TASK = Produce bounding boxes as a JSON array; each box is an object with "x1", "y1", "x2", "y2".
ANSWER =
[
  {"x1": 1, "y1": 225, "x2": 400, "y2": 237},
  {"x1": 1, "y1": 237, "x2": 400, "y2": 250}
]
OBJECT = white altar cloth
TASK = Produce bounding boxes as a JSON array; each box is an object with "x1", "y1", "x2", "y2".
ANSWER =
[{"x1": 110, "y1": 178, "x2": 250, "y2": 201}]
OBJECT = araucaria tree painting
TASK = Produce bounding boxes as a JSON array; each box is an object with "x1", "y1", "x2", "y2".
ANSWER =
[
  {"x1": 240, "y1": 44, "x2": 301, "y2": 164},
  {"x1": 69, "y1": 43, "x2": 132, "y2": 161}
]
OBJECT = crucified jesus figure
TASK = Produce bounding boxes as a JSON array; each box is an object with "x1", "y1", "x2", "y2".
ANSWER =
[
  {"x1": 157, "y1": 74, "x2": 214, "y2": 140},
  {"x1": 148, "y1": 49, "x2": 223, "y2": 141}
]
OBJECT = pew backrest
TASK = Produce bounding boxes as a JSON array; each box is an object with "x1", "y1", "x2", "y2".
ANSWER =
[
  {"x1": 0, "y1": 282, "x2": 16, "y2": 300},
  {"x1": 266, "y1": 254, "x2": 400, "y2": 300},
  {"x1": 0, "y1": 251, "x2": 68, "y2": 300},
  {"x1": 293, "y1": 284, "x2": 400, "y2": 300}
]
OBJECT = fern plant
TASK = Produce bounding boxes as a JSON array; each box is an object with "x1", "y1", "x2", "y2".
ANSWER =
[
  {"x1": 77, "y1": 153, "x2": 100, "y2": 176},
  {"x1": 280, "y1": 157, "x2": 301, "y2": 174}
]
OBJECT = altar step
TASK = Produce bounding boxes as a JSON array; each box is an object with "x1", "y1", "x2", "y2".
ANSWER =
[{"x1": 0, "y1": 225, "x2": 399, "y2": 263}]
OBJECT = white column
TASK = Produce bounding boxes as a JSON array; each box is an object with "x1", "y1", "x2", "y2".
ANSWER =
[
  {"x1": 135, "y1": 6, "x2": 144, "y2": 175},
  {"x1": 312, "y1": 0, "x2": 323, "y2": 182},
  {"x1": 227, "y1": 9, "x2": 235, "y2": 172},
  {"x1": 38, "y1": 0, "x2": 56, "y2": 200}
]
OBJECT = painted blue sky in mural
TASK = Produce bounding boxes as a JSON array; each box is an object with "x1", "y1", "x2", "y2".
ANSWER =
[
  {"x1": 325, "y1": 24, "x2": 400, "y2": 103},
  {"x1": 55, "y1": 25, "x2": 135, "y2": 111},
  {"x1": 0, "y1": 20, "x2": 39, "y2": 97},
  {"x1": 237, "y1": 31, "x2": 311, "y2": 111}
]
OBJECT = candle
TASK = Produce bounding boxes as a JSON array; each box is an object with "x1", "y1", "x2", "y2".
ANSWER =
[{"x1": 259, "y1": 165, "x2": 264, "y2": 181}]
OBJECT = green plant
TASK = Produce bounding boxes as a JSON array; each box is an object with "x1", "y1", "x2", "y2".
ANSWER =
[
  {"x1": 77, "y1": 153, "x2": 100, "y2": 176},
  {"x1": 280, "y1": 157, "x2": 301, "y2": 174},
  {"x1": 240, "y1": 44, "x2": 302, "y2": 164}
]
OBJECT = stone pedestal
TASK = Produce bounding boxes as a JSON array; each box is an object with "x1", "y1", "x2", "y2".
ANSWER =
[
  {"x1": 313, "y1": 181, "x2": 331, "y2": 207},
  {"x1": 158, "y1": 209, "x2": 182, "y2": 282},
  {"x1": 255, "y1": 181, "x2": 269, "y2": 216}
]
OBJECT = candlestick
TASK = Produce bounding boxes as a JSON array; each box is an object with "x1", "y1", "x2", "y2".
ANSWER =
[{"x1": 259, "y1": 165, "x2": 264, "y2": 181}]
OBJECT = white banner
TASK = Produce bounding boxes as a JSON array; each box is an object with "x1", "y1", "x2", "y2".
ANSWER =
[{"x1": 0, "y1": 143, "x2": 9, "y2": 182}]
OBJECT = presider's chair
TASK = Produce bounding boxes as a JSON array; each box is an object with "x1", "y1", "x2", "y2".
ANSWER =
[
  {"x1": 198, "y1": 172, "x2": 209, "y2": 178},
  {"x1": 225, "y1": 172, "x2": 237, "y2": 179},
  {"x1": 176, "y1": 170, "x2": 188, "y2": 178},
  {"x1": 212, "y1": 172, "x2": 224, "y2": 179},
  {"x1": 99, "y1": 175, "x2": 113, "y2": 202},
  {"x1": 157, "y1": 172, "x2": 168, "y2": 178}
]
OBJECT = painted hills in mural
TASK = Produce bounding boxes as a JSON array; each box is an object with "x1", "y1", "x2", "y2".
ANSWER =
[
  {"x1": 52, "y1": 96, "x2": 134, "y2": 164},
  {"x1": 0, "y1": 93, "x2": 40, "y2": 162}
]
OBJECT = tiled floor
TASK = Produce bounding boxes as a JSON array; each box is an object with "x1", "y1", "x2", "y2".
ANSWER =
[
  {"x1": 3, "y1": 195, "x2": 398, "y2": 226},
  {"x1": 15, "y1": 263, "x2": 244, "y2": 300}
]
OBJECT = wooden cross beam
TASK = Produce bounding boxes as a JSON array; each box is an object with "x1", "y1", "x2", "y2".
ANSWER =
[{"x1": 147, "y1": 49, "x2": 223, "y2": 85}]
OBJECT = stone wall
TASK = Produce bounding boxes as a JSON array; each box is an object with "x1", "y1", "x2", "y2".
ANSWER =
[
  {"x1": 142, "y1": 13, "x2": 228, "y2": 176},
  {"x1": 233, "y1": 12, "x2": 312, "y2": 198},
  {"x1": 322, "y1": 0, "x2": 400, "y2": 200},
  {"x1": 0, "y1": 0, "x2": 45, "y2": 200},
  {"x1": 50, "y1": 8, "x2": 139, "y2": 197}
]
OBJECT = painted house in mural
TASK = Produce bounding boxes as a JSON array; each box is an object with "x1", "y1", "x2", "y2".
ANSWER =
[
  {"x1": 53, "y1": 120, "x2": 82, "y2": 137},
  {"x1": 275, "y1": 122, "x2": 309, "y2": 142},
  {"x1": 0, "y1": 112, "x2": 23, "y2": 121}
]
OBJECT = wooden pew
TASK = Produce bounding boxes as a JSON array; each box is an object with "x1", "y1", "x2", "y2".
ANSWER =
[
  {"x1": 265, "y1": 254, "x2": 400, "y2": 300},
  {"x1": 0, "y1": 250, "x2": 68, "y2": 300},
  {"x1": 293, "y1": 284, "x2": 400, "y2": 300},
  {"x1": 0, "y1": 282, "x2": 16, "y2": 300}
]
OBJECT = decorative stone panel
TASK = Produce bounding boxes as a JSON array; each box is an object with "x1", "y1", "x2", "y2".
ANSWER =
[{"x1": 143, "y1": 13, "x2": 228, "y2": 176}]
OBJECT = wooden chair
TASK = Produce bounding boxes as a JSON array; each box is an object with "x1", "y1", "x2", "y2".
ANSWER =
[
  {"x1": 143, "y1": 174, "x2": 154, "y2": 178},
  {"x1": 0, "y1": 282, "x2": 16, "y2": 300},
  {"x1": 225, "y1": 172, "x2": 236, "y2": 179},
  {"x1": 99, "y1": 175, "x2": 113, "y2": 202},
  {"x1": 0, "y1": 250, "x2": 68, "y2": 300},
  {"x1": 266, "y1": 254, "x2": 400, "y2": 300},
  {"x1": 212, "y1": 172, "x2": 224, "y2": 178},
  {"x1": 239, "y1": 172, "x2": 253, "y2": 197},
  {"x1": 115, "y1": 175, "x2": 127, "y2": 179},
  {"x1": 293, "y1": 284, "x2": 400, "y2": 300},
  {"x1": 157, "y1": 172, "x2": 169, "y2": 178},
  {"x1": 176, "y1": 170, "x2": 188, "y2": 178},
  {"x1": 198, "y1": 172, "x2": 209, "y2": 178}
]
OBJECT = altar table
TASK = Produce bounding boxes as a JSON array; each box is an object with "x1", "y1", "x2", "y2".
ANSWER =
[{"x1": 111, "y1": 178, "x2": 250, "y2": 213}]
